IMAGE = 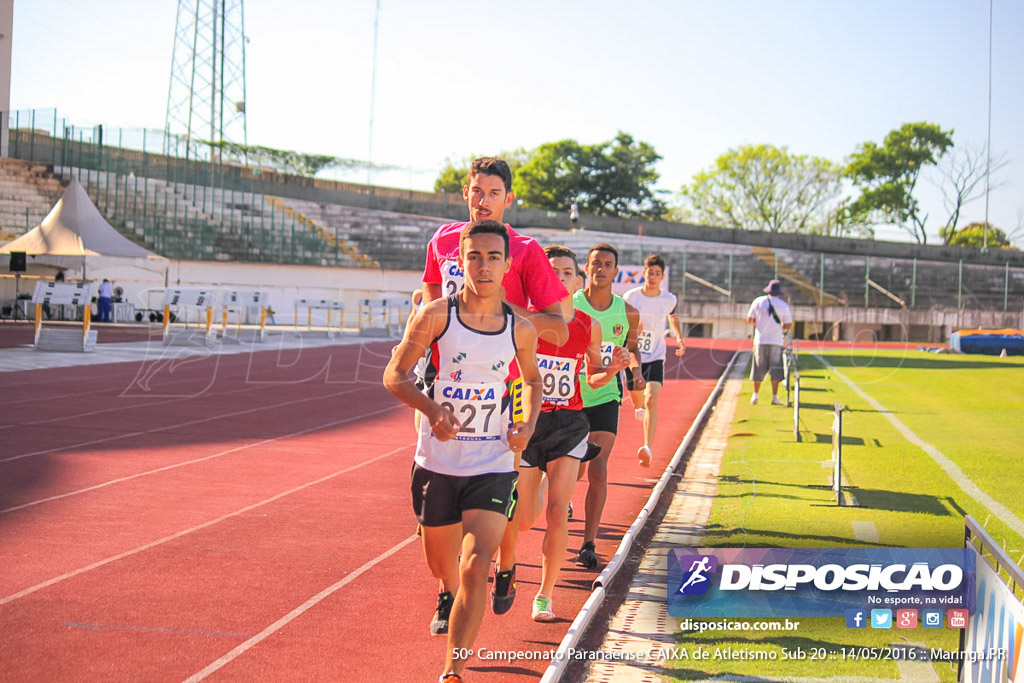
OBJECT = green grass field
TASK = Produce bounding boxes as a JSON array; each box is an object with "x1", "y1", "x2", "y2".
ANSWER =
[{"x1": 666, "y1": 347, "x2": 1024, "y2": 681}]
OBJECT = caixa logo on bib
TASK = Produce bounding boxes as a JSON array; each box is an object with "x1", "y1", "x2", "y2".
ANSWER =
[
  {"x1": 441, "y1": 385, "x2": 496, "y2": 401},
  {"x1": 667, "y1": 548, "x2": 975, "y2": 619}
]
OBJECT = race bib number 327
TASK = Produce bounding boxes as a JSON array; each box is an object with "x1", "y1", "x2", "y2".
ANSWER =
[
  {"x1": 441, "y1": 259, "x2": 465, "y2": 298},
  {"x1": 434, "y1": 380, "x2": 504, "y2": 441}
]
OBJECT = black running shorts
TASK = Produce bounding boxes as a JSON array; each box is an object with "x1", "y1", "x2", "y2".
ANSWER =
[
  {"x1": 624, "y1": 360, "x2": 665, "y2": 390},
  {"x1": 521, "y1": 410, "x2": 590, "y2": 472},
  {"x1": 411, "y1": 464, "x2": 519, "y2": 527},
  {"x1": 582, "y1": 400, "x2": 620, "y2": 435}
]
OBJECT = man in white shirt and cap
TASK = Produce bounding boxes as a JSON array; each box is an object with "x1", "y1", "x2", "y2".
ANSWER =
[{"x1": 746, "y1": 279, "x2": 792, "y2": 405}]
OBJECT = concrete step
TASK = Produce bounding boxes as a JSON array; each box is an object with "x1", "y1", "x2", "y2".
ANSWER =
[{"x1": 35, "y1": 328, "x2": 98, "y2": 352}]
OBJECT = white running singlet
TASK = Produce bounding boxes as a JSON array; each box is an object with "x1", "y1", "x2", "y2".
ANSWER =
[
  {"x1": 415, "y1": 295, "x2": 518, "y2": 476},
  {"x1": 623, "y1": 287, "x2": 678, "y2": 362}
]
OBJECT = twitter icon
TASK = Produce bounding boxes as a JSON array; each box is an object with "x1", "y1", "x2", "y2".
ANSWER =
[{"x1": 871, "y1": 609, "x2": 892, "y2": 629}]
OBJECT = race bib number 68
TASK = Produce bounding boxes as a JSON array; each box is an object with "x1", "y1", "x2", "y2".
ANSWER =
[{"x1": 637, "y1": 331, "x2": 654, "y2": 355}]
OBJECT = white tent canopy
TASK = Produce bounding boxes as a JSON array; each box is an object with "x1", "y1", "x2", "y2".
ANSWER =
[{"x1": 0, "y1": 178, "x2": 167, "y2": 273}]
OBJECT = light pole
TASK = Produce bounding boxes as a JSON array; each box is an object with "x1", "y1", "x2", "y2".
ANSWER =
[{"x1": 983, "y1": 0, "x2": 993, "y2": 250}]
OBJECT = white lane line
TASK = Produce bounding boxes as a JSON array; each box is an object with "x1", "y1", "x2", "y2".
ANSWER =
[
  {"x1": 0, "y1": 442, "x2": 414, "y2": 605},
  {"x1": 183, "y1": 534, "x2": 420, "y2": 682},
  {"x1": 0, "y1": 378, "x2": 270, "y2": 431},
  {"x1": 0, "y1": 357, "x2": 261, "y2": 413},
  {"x1": 815, "y1": 354, "x2": 1024, "y2": 538},
  {"x1": 0, "y1": 404, "x2": 399, "y2": 515},
  {"x1": 852, "y1": 521, "x2": 879, "y2": 543},
  {"x1": 0, "y1": 384, "x2": 371, "y2": 464}
]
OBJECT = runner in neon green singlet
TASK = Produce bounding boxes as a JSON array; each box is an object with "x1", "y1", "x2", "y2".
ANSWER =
[
  {"x1": 573, "y1": 290, "x2": 629, "y2": 406},
  {"x1": 571, "y1": 243, "x2": 645, "y2": 571}
]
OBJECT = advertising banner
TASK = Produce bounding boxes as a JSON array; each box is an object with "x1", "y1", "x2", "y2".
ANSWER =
[
  {"x1": 668, "y1": 548, "x2": 976, "y2": 619},
  {"x1": 610, "y1": 266, "x2": 669, "y2": 296},
  {"x1": 962, "y1": 550, "x2": 1024, "y2": 683}
]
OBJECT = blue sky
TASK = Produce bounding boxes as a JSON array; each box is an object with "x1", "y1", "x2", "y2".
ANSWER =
[{"x1": 10, "y1": 0, "x2": 1024, "y2": 244}]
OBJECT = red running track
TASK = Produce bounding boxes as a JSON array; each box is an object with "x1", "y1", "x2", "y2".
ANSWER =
[{"x1": 0, "y1": 336, "x2": 736, "y2": 682}]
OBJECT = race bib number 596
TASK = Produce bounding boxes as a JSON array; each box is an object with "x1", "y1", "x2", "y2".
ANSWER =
[
  {"x1": 599, "y1": 342, "x2": 616, "y2": 367},
  {"x1": 538, "y1": 354, "x2": 577, "y2": 406}
]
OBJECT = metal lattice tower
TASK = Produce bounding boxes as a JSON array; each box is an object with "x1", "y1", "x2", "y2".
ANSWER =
[{"x1": 164, "y1": 0, "x2": 247, "y2": 157}]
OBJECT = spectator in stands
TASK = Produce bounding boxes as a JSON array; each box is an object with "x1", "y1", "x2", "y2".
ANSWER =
[
  {"x1": 98, "y1": 279, "x2": 113, "y2": 323},
  {"x1": 747, "y1": 280, "x2": 792, "y2": 405},
  {"x1": 418, "y1": 156, "x2": 569, "y2": 618},
  {"x1": 569, "y1": 201, "x2": 580, "y2": 229}
]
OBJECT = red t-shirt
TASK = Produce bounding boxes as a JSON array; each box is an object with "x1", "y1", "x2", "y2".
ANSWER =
[
  {"x1": 423, "y1": 222, "x2": 567, "y2": 310},
  {"x1": 534, "y1": 309, "x2": 592, "y2": 412}
]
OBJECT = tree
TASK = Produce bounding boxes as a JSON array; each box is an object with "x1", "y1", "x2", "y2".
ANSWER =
[
  {"x1": 679, "y1": 144, "x2": 862, "y2": 236},
  {"x1": 930, "y1": 144, "x2": 1010, "y2": 244},
  {"x1": 846, "y1": 122, "x2": 955, "y2": 244},
  {"x1": 433, "y1": 157, "x2": 470, "y2": 193},
  {"x1": 514, "y1": 131, "x2": 666, "y2": 218},
  {"x1": 1011, "y1": 207, "x2": 1024, "y2": 247},
  {"x1": 945, "y1": 222, "x2": 1013, "y2": 249},
  {"x1": 207, "y1": 140, "x2": 401, "y2": 178},
  {"x1": 513, "y1": 140, "x2": 589, "y2": 211},
  {"x1": 586, "y1": 132, "x2": 665, "y2": 218},
  {"x1": 432, "y1": 150, "x2": 528, "y2": 193}
]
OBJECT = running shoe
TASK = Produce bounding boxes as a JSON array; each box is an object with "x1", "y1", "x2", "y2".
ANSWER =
[
  {"x1": 634, "y1": 407, "x2": 646, "y2": 422},
  {"x1": 637, "y1": 445, "x2": 652, "y2": 467},
  {"x1": 438, "y1": 674, "x2": 462, "y2": 682},
  {"x1": 532, "y1": 594, "x2": 556, "y2": 622},
  {"x1": 771, "y1": 395, "x2": 784, "y2": 405},
  {"x1": 491, "y1": 564, "x2": 517, "y2": 614},
  {"x1": 430, "y1": 591, "x2": 453, "y2": 636},
  {"x1": 750, "y1": 393, "x2": 759, "y2": 405},
  {"x1": 576, "y1": 541, "x2": 598, "y2": 569},
  {"x1": 567, "y1": 501, "x2": 573, "y2": 519}
]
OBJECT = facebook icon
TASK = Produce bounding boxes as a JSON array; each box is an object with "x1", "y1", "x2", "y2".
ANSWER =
[{"x1": 845, "y1": 609, "x2": 866, "y2": 628}]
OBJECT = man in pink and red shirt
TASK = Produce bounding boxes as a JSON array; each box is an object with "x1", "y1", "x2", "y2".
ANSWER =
[
  {"x1": 420, "y1": 156, "x2": 568, "y2": 621},
  {"x1": 422, "y1": 158, "x2": 567, "y2": 325}
]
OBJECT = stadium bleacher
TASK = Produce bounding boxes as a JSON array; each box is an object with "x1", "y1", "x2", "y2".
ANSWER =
[{"x1": 2, "y1": 123, "x2": 1021, "y2": 344}]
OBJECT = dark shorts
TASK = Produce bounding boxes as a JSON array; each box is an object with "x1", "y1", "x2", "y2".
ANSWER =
[
  {"x1": 625, "y1": 360, "x2": 665, "y2": 390},
  {"x1": 751, "y1": 344, "x2": 784, "y2": 382},
  {"x1": 583, "y1": 400, "x2": 620, "y2": 435},
  {"x1": 411, "y1": 464, "x2": 519, "y2": 527},
  {"x1": 522, "y1": 410, "x2": 590, "y2": 472}
]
